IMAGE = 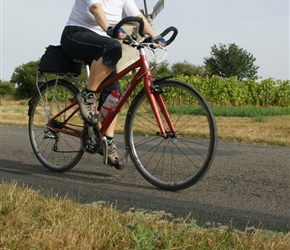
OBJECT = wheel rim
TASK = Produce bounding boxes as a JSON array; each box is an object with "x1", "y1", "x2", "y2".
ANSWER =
[
  {"x1": 29, "y1": 80, "x2": 84, "y2": 171},
  {"x1": 126, "y1": 81, "x2": 217, "y2": 190}
]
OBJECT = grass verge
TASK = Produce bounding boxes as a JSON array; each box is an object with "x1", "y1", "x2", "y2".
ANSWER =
[
  {"x1": 0, "y1": 99, "x2": 289, "y2": 146},
  {"x1": 212, "y1": 107, "x2": 290, "y2": 117},
  {"x1": 1, "y1": 182, "x2": 289, "y2": 250}
]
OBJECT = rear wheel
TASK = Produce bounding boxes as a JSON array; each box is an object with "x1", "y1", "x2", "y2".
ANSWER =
[
  {"x1": 125, "y1": 80, "x2": 217, "y2": 190},
  {"x1": 28, "y1": 79, "x2": 84, "y2": 172}
]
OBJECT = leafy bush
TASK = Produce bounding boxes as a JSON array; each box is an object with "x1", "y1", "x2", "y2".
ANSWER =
[
  {"x1": 9, "y1": 58, "x2": 290, "y2": 108},
  {"x1": 0, "y1": 81, "x2": 15, "y2": 96},
  {"x1": 175, "y1": 75, "x2": 290, "y2": 107}
]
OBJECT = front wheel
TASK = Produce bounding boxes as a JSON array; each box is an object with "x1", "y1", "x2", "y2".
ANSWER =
[
  {"x1": 28, "y1": 79, "x2": 84, "y2": 172},
  {"x1": 125, "y1": 80, "x2": 217, "y2": 191}
]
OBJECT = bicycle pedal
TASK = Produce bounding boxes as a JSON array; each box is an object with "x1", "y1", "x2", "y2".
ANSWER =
[{"x1": 102, "y1": 136, "x2": 108, "y2": 164}]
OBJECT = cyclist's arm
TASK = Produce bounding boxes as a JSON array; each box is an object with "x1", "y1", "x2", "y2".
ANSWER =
[
  {"x1": 89, "y1": 3, "x2": 126, "y2": 40},
  {"x1": 136, "y1": 14, "x2": 157, "y2": 37},
  {"x1": 89, "y1": 3, "x2": 110, "y2": 32},
  {"x1": 136, "y1": 14, "x2": 166, "y2": 46}
]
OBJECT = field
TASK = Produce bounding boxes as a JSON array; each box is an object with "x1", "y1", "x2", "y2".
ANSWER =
[{"x1": 1, "y1": 98, "x2": 289, "y2": 146}]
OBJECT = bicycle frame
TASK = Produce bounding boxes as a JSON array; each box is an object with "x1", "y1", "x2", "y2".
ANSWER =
[
  {"x1": 29, "y1": 19, "x2": 217, "y2": 190},
  {"x1": 48, "y1": 46, "x2": 175, "y2": 139}
]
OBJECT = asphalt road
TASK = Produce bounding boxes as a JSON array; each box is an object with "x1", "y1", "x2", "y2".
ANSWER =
[{"x1": 0, "y1": 125, "x2": 289, "y2": 232}]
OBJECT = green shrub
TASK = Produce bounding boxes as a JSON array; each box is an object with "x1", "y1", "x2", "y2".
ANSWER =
[
  {"x1": 175, "y1": 75, "x2": 290, "y2": 107},
  {"x1": 0, "y1": 81, "x2": 15, "y2": 97}
]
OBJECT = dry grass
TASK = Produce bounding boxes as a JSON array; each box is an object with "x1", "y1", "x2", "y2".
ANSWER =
[
  {"x1": 0, "y1": 182, "x2": 289, "y2": 250},
  {"x1": 1, "y1": 98, "x2": 289, "y2": 146},
  {"x1": 215, "y1": 116, "x2": 290, "y2": 146},
  {"x1": 0, "y1": 99, "x2": 28, "y2": 127}
]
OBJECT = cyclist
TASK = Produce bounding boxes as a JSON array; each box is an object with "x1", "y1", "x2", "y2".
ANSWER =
[{"x1": 60, "y1": 0, "x2": 163, "y2": 169}]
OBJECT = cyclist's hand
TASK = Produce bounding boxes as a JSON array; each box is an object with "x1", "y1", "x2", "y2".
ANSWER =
[
  {"x1": 158, "y1": 38, "x2": 166, "y2": 47},
  {"x1": 107, "y1": 26, "x2": 127, "y2": 40}
]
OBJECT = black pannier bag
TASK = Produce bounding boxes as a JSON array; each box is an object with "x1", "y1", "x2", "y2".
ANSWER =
[{"x1": 38, "y1": 45, "x2": 82, "y2": 76}]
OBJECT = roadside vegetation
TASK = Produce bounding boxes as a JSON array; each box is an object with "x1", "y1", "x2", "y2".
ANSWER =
[
  {"x1": 0, "y1": 95, "x2": 289, "y2": 249},
  {"x1": 0, "y1": 45, "x2": 289, "y2": 248},
  {"x1": 0, "y1": 182, "x2": 289, "y2": 249},
  {"x1": 1, "y1": 96, "x2": 289, "y2": 146}
]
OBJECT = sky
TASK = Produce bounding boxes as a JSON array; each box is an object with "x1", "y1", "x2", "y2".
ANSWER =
[{"x1": 0, "y1": 0, "x2": 289, "y2": 81}]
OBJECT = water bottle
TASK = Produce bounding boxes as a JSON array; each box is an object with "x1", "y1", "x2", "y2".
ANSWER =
[{"x1": 98, "y1": 90, "x2": 120, "y2": 123}]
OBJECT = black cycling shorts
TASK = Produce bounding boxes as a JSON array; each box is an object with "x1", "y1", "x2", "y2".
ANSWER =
[
  {"x1": 61, "y1": 26, "x2": 122, "y2": 66},
  {"x1": 60, "y1": 26, "x2": 122, "y2": 109}
]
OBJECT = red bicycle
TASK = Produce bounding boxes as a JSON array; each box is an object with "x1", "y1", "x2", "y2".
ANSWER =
[{"x1": 28, "y1": 17, "x2": 217, "y2": 191}]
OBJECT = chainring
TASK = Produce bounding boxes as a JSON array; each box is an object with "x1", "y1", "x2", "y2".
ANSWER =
[{"x1": 81, "y1": 125, "x2": 102, "y2": 154}]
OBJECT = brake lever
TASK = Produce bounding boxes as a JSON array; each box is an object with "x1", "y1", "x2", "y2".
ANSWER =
[
  {"x1": 142, "y1": 34, "x2": 154, "y2": 44},
  {"x1": 149, "y1": 43, "x2": 159, "y2": 49},
  {"x1": 123, "y1": 34, "x2": 137, "y2": 45}
]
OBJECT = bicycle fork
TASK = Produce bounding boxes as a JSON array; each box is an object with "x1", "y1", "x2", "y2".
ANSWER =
[{"x1": 146, "y1": 83, "x2": 177, "y2": 139}]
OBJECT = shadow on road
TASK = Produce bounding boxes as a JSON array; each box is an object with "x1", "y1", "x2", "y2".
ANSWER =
[
  {"x1": 0, "y1": 158, "x2": 155, "y2": 190},
  {"x1": 1, "y1": 158, "x2": 289, "y2": 233}
]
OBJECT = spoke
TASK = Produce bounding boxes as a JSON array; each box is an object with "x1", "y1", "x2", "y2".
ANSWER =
[{"x1": 127, "y1": 80, "x2": 216, "y2": 190}]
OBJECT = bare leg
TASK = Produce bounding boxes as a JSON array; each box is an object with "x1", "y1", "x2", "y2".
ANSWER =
[
  {"x1": 105, "y1": 115, "x2": 118, "y2": 138},
  {"x1": 87, "y1": 57, "x2": 114, "y2": 91},
  {"x1": 87, "y1": 58, "x2": 118, "y2": 138}
]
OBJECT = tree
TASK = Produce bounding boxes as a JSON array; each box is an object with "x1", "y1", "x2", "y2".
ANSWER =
[
  {"x1": 171, "y1": 60, "x2": 205, "y2": 77},
  {"x1": 150, "y1": 60, "x2": 172, "y2": 77},
  {"x1": 10, "y1": 60, "x2": 86, "y2": 99},
  {"x1": 11, "y1": 60, "x2": 39, "y2": 99},
  {"x1": 204, "y1": 43, "x2": 259, "y2": 81}
]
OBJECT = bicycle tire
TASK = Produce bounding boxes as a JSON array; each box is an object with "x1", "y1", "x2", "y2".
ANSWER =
[
  {"x1": 28, "y1": 79, "x2": 84, "y2": 172},
  {"x1": 124, "y1": 79, "x2": 217, "y2": 191}
]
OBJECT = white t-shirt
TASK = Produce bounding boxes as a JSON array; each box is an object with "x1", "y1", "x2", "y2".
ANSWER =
[{"x1": 66, "y1": 0, "x2": 141, "y2": 36}]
